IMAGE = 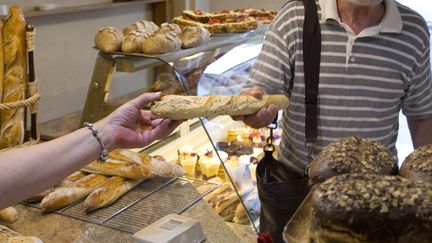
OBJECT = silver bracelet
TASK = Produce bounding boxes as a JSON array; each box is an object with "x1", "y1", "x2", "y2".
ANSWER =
[{"x1": 83, "y1": 122, "x2": 109, "y2": 162}]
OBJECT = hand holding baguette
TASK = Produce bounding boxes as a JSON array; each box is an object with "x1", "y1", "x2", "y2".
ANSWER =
[{"x1": 151, "y1": 92, "x2": 289, "y2": 121}]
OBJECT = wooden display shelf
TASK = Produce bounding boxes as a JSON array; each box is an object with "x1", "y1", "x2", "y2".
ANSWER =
[{"x1": 1, "y1": 0, "x2": 166, "y2": 19}]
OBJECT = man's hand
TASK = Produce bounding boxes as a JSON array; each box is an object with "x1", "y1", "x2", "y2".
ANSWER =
[{"x1": 232, "y1": 86, "x2": 279, "y2": 129}]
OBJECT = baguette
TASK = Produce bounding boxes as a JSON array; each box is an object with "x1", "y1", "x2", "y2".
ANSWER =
[
  {"x1": 0, "y1": 6, "x2": 27, "y2": 149},
  {"x1": 0, "y1": 207, "x2": 18, "y2": 223},
  {"x1": 40, "y1": 174, "x2": 108, "y2": 213},
  {"x1": 83, "y1": 176, "x2": 142, "y2": 212},
  {"x1": 151, "y1": 94, "x2": 289, "y2": 120}
]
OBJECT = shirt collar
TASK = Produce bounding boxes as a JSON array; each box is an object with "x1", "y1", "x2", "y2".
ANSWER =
[{"x1": 318, "y1": 0, "x2": 403, "y2": 33}]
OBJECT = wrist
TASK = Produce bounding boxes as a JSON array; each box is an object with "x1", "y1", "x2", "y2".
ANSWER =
[{"x1": 94, "y1": 120, "x2": 115, "y2": 152}]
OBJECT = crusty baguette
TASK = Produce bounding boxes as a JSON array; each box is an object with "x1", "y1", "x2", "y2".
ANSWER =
[
  {"x1": 0, "y1": 6, "x2": 27, "y2": 149},
  {"x1": 40, "y1": 174, "x2": 108, "y2": 213},
  {"x1": 83, "y1": 176, "x2": 143, "y2": 212},
  {"x1": 0, "y1": 20, "x2": 4, "y2": 107},
  {"x1": 0, "y1": 207, "x2": 18, "y2": 223},
  {"x1": 151, "y1": 94, "x2": 289, "y2": 120},
  {"x1": 24, "y1": 188, "x2": 54, "y2": 203}
]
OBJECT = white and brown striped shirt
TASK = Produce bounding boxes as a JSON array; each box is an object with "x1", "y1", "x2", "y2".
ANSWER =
[{"x1": 247, "y1": 0, "x2": 432, "y2": 175}]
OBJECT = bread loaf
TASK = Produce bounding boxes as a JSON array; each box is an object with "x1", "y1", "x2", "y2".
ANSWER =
[
  {"x1": 307, "y1": 136, "x2": 397, "y2": 185},
  {"x1": 400, "y1": 144, "x2": 432, "y2": 183},
  {"x1": 122, "y1": 20, "x2": 159, "y2": 36},
  {"x1": 83, "y1": 176, "x2": 142, "y2": 212},
  {"x1": 179, "y1": 26, "x2": 210, "y2": 49},
  {"x1": 40, "y1": 174, "x2": 108, "y2": 213},
  {"x1": 7, "y1": 236, "x2": 43, "y2": 243},
  {"x1": 142, "y1": 32, "x2": 182, "y2": 55},
  {"x1": 94, "y1": 27, "x2": 123, "y2": 52},
  {"x1": 151, "y1": 94, "x2": 290, "y2": 120},
  {"x1": 121, "y1": 30, "x2": 151, "y2": 53},
  {"x1": 310, "y1": 174, "x2": 432, "y2": 242},
  {"x1": 156, "y1": 23, "x2": 182, "y2": 35},
  {"x1": 0, "y1": 207, "x2": 18, "y2": 223},
  {"x1": 0, "y1": 20, "x2": 4, "y2": 107},
  {"x1": 0, "y1": 225, "x2": 20, "y2": 242},
  {"x1": 0, "y1": 6, "x2": 27, "y2": 149}
]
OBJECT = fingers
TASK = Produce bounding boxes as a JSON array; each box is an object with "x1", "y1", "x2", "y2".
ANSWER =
[
  {"x1": 243, "y1": 105, "x2": 278, "y2": 129},
  {"x1": 129, "y1": 92, "x2": 162, "y2": 109},
  {"x1": 240, "y1": 86, "x2": 266, "y2": 99}
]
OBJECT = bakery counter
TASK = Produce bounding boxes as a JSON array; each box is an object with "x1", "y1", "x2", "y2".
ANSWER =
[{"x1": 6, "y1": 200, "x2": 255, "y2": 243}]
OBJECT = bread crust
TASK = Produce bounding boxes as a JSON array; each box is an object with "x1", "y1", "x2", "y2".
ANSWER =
[
  {"x1": 94, "y1": 27, "x2": 123, "y2": 52},
  {"x1": 0, "y1": 6, "x2": 27, "y2": 149},
  {"x1": 40, "y1": 174, "x2": 108, "y2": 213},
  {"x1": 179, "y1": 26, "x2": 210, "y2": 49},
  {"x1": 400, "y1": 144, "x2": 432, "y2": 183},
  {"x1": 83, "y1": 176, "x2": 142, "y2": 212},
  {"x1": 142, "y1": 32, "x2": 182, "y2": 55},
  {"x1": 151, "y1": 94, "x2": 289, "y2": 120}
]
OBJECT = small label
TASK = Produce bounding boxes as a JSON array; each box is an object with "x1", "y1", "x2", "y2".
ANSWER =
[{"x1": 158, "y1": 218, "x2": 185, "y2": 231}]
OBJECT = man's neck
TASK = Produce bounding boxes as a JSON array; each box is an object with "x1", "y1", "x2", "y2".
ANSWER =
[{"x1": 337, "y1": 0, "x2": 385, "y2": 34}]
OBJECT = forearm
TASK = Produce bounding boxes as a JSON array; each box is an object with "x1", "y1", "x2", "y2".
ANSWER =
[
  {"x1": 407, "y1": 117, "x2": 432, "y2": 148},
  {"x1": 0, "y1": 121, "x2": 111, "y2": 209}
]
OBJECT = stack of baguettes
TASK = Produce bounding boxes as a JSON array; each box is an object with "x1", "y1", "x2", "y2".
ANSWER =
[
  {"x1": 26, "y1": 149, "x2": 185, "y2": 213},
  {"x1": 0, "y1": 6, "x2": 27, "y2": 149}
]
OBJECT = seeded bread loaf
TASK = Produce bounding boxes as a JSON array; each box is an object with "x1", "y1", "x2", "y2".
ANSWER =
[
  {"x1": 307, "y1": 136, "x2": 397, "y2": 185},
  {"x1": 94, "y1": 27, "x2": 123, "y2": 52},
  {"x1": 400, "y1": 144, "x2": 432, "y2": 183},
  {"x1": 309, "y1": 174, "x2": 432, "y2": 243},
  {"x1": 151, "y1": 94, "x2": 289, "y2": 120}
]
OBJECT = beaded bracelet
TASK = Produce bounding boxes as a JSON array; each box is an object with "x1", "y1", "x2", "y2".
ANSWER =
[{"x1": 83, "y1": 122, "x2": 109, "y2": 162}]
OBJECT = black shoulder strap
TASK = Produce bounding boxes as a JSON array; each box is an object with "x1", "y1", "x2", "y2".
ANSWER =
[{"x1": 302, "y1": 0, "x2": 321, "y2": 158}]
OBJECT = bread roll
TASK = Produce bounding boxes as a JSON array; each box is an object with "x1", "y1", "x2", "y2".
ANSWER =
[
  {"x1": 400, "y1": 144, "x2": 432, "y2": 183},
  {"x1": 142, "y1": 32, "x2": 182, "y2": 55},
  {"x1": 179, "y1": 25, "x2": 210, "y2": 49},
  {"x1": 122, "y1": 20, "x2": 159, "y2": 36},
  {"x1": 0, "y1": 225, "x2": 20, "y2": 242},
  {"x1": 307, "y1": 136, "x2": 397, "y2": 185},
  {"x1": 7, "y1": 236, "x2": 43, "y2": 243},
  {"x1": 83, "y1": 176, "x2": 142, "y2": 212},
  {"x1": 310, "y1": 174, "x2": 432, "y2": 242},
  {"x1": 94, "y1": 27, "x2": 123, "y2": 52},
  {"x1": 151, "y1": 94, "x2": 289, "y2": 120},
  {"x1": 121, "y1": 30, "x2": 151, "y2": 53},
  {"x1": 40, "y1": 174, "x2": 108, "y2": 213},
  {"x1": 0, "y1": 6, "x2": 27, "y2": 149},
  {"x1": 156, "y1": 23, "x2": 182, "y2": 35},
  {"x1": 0, "y1": 207, "x2": 18, "y2": 223}
]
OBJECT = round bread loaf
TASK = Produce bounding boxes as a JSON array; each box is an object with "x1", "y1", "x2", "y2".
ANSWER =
[
  {"x1": 179, "y1": 25, "x2": 210, "y2": 49},
  {"x1": 310, "y1": 173, "x2": 432, "y2": 243},
  {"x1": 142, "y1": 32, "x2": 182, "y2": 55},
  {"x1": 121, "y1": 30, "x2": 151, "y2": 53},
  {"x1": 122, "y1": 20, "x2": 159, "y2": 36},
  {"x1": 94, "y1": 27, "x2": 123, "y2": 52},
  {"x1": 156, "y1": 22, "x2": 182, "y2": 35},
  {"x1": 400, "y1": 144, "x2": 432, "y2": 183},
  {"x1": 307, "y1": 136, "x2": 397, "y2": 185}
]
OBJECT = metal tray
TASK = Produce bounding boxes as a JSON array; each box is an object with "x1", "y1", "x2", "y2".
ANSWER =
[{"x1": 24, "y1": 176, "x2": 219, "y2": 234}]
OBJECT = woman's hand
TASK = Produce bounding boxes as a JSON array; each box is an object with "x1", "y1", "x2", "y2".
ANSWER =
[
  {"x1": 232, "y1": 86, "x2": 279, "y2": 129},
  {"x1": 97, "y1": 92, "x2": 183, "y2": 150}
]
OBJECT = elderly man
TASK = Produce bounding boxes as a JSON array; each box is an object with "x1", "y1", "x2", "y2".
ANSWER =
[{"x1": 238, "y1": 0, "x2": 432, "y2": 241}]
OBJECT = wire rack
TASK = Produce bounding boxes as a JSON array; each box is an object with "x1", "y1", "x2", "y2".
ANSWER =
[{"x1": 24, "y1": 176, "x2": 219, "y2": 234}]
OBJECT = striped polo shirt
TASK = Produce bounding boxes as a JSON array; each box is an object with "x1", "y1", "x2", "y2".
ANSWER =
[{"x1": 246, "y1": 0, "x2": 432, "y2": 175}]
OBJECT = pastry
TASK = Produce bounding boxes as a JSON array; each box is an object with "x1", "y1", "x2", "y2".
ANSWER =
[
  {"x1": 94, "y1": 27, "x2": 123, "y2": 52},
  {"x1": 0, "y1": 6, "x2": 27, "y2": 149},
  {"x1": 179, "y1": 25, "x2": 210, "y2": 49},
  {"x1": 307, "y1": 136, "x2": 397, "y2": 185},
  {"x1": 121, "y1": 30, "x2": 151, "y2": 53},
  {"x1": 142, "y1": 32, "x2": 182, "y2": 55},
  {"x1": 400, "y1": 144, "x2": 432, "y2": 183},
  {"x1": 151, "y1": 94, "x2": 289, "y2": 120}
]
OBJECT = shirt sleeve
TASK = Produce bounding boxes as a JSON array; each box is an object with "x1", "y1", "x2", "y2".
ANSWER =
[
  {"x1": 402, "y1": 31, "x2": 432, "y2": 119},
  {"x1": 245, "y1": 23, "x2": 293, "y2": 94}
]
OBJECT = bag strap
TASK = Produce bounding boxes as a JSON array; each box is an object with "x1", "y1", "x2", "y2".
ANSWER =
[{"x1": 302, "y1": 0, "x2": 321, "y2": 160}]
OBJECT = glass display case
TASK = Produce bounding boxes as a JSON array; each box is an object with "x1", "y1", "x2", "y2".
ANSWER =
[{"x1": 81, "y1": 26, "x2": 274, "y2": 235}]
